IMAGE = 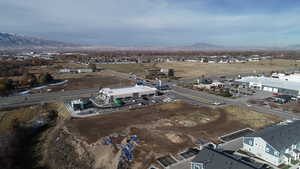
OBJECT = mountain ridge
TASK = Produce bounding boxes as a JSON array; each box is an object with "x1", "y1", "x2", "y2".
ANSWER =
[{"x1": 0, "y1": 32, "x2": 77, "y2": 48}]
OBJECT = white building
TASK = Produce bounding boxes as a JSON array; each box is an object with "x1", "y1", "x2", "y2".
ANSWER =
[
  {"x1": 236, "y1": 76, "x2": 300, "y2": 97},
  {"x1": 59, "y1": 69, "x2": 71, "y2": 73},
  {"x1": 70, "y1": 99, "x2": 90, "y2": 111},
  {"x1": 77, "y1": 69, "x2": 93, "y2": 73},
  {"x1": 272, "y1": 73, "x2": 300, "y2": 83},
  {"x1": 98, "y1": 85, "x2": 157, "y2": 103}
]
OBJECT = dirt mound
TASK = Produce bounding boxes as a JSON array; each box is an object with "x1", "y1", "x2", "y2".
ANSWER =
[
  {"x1": 165, "y1": 133, "x2": 184, "y2": 143},
  {"x1": 46, "y1": 127, "x2": 95, "y2": 169}
]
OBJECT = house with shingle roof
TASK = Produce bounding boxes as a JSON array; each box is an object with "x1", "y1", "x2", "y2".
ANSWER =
[
  {"x1": 221, "y1": 120, "x2": 300, "y2": 166},
  {"x1": 190, "y1": 148, "x2": 265, "y2": 169}
]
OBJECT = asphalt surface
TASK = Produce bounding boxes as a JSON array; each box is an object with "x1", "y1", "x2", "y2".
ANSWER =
[
  {"x1": 0, "y1": 88, "x2": 98, "y2": 110},
  {"x1": 171, "y1": 85, "x2": 300, "y2": 119}
]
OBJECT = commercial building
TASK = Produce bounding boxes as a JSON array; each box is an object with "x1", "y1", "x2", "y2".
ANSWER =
[
  {"x1": 77, "y1": 69, "x2": 93, "y2": 73},
  {"x1": 236, "y1": 76, "x2": 300, "y2": 97},
  {"x1": 98, "y1": 85, "x2": 157, "y2": 104},
  {"x1": 221, "y1": 120, "x2": 300, "y2": 166},
  {"x1": 70, "y1": 99, "x2": 90, "y2": 111},
  {"x1": 272, "y1": 73, "x2": 300, "y2": 83}
]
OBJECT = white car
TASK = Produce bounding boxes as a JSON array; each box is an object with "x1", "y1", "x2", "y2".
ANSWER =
[{"x1": 213, "y1": 102, "x2": 224, "y2": 106}]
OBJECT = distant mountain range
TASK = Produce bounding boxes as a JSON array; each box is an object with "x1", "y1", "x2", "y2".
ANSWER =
[
  {"x1": 0, "y1": 32, "x2": 76, "y2": 48},
  {"x1": 175, "y1": 42, "x2": 226, "y2": 50},
  {"x1": 1, "y1": 32, "x2": 300, "y2": 51}
]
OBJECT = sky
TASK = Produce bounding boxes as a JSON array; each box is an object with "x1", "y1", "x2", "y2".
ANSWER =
[{"x1": 1, "y1": 0, "x2": 300, "y2": 46}]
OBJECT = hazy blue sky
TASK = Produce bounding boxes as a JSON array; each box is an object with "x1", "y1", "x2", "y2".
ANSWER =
[{"x1": 1, "y1": 0, "x2": 300, "y2": 46}]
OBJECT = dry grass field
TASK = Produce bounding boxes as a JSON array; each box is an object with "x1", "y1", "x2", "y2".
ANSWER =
[
  {"x1": 98, "y1": 59, "x2": 299, "y2": 79},
  {"x1": 0, "y1": 103, "x2": 67, "y2": 133},
  {"x1": 155, "y1": 59, "x2": 299, "y2": 78},
  {"x1": 100, "y1": 63, "x2": 150, "y2": 77},
  {"x1": 51, "y1": 71, "x2": 133, "y2": 91}
]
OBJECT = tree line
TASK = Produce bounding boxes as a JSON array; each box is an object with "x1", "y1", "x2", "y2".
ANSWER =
[{"x1": 0, "y1": 72, "x2": 54, "y2": 96}]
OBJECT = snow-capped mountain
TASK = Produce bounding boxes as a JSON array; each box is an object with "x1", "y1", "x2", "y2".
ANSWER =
[{"x1": 0, "y1": 32, "x2": 76, "y2": 48}]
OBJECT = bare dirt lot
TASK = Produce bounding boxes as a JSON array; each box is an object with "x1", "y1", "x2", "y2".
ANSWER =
[
  {"x1": 155, "y1": 59, "x2": 299, "y2": 79},
  {"x1": 66, "y1": 101, "x2": 283, "y2": 168}
]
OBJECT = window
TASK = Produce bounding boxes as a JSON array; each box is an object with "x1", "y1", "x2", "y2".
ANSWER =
[
  {"x1": 266, "y1": 147, "x2": 270, "y2": 153},
  {"x1": 191, "y1": 162, "x2": 203, "y2": 169},
  {"x1": 244, "y1": 137, "x2": 254, "y2": 146}
]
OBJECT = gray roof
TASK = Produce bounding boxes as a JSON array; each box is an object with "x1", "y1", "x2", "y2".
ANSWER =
[
  {"x1": 236, "y1": 76, "x2": 300, "y2": 91},
  {"x1": 248, "y1": 120, "x2": 300, "y2": 152},
  {"x1": 192, "y1": 148, "x2": 261, "y2": 169}
]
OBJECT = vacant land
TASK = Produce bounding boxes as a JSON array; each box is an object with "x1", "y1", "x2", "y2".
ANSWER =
[
  {"x1": 51, "y1": 71, "x2": 133, "y2": 91},
  {"x1": 155, "y1": 59, "x2": 299, "y2": 79},
  {"x1": 66, "y1": 101, "x2": 283, "y2": 168},
  {"x1": 99, "y1": 59, "x2": 299, "y2": 79},
  {"x1": 0, "y1": 103, "x2": 67, "y2": 133},
  {"x1": 100, "y1": 63, "x2": 156, "y2": 78}
]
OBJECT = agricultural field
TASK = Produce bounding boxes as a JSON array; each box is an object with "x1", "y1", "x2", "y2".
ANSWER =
[
  {"x1": 155, "y1": 59, "x2": 299, "y2": 79},
  {"x1": 66, "y1": 101, "x2": 283, "y2": 168},
  {"x1": 98, "y1": 59, "x2": 299, "y2": 79}
]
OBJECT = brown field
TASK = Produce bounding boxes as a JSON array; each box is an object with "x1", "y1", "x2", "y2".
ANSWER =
[
  {"x1": 66, "y1": 101, "x2": 283, "y2": 166},
  {"x1": 154, "y1": 59, "x2": 299, "y2": 79},
  {"x1": 274, "y1": 102, "x2": 300, "y2": 113},
  {"x1": 100, "y1": 63, "x2": 150, "y2": 77},
  {"x1": 98, "y1": 59, "x2": 299, "y2": 79},
  {"x1": 51, "y1": 71, "x2": 133, "y2": 91}
]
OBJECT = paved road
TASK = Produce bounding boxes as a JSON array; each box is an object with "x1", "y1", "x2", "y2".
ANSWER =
[
  {"x1": 171, "y1": 85, "x2": 300, "y2": 119},
  {"x1": 0, "y1": 88, "x2": 98, "y2": 109}
]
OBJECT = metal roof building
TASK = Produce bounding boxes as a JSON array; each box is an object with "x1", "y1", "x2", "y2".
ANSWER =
[
  {"x1": 236, "y1": 76, "x2": 300, "y2": 96},
  {"x1": 99, "y1": 85, "x2": 157, "y2": 103}
]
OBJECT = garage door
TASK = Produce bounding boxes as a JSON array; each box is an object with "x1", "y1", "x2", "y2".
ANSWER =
[{"x1": 263, "y1": 87, "x2": 273, "y2": 92}]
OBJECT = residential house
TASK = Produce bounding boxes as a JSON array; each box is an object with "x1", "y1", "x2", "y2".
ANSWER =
[
  {"x1": 221, "y1": 120, "x2": 300, "y2": 166},
  {"x1": 190, "y1": 148, "x2": 266, "y2": 169}
]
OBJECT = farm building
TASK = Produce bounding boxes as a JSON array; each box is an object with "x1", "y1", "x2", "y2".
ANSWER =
[
  {"x1": 236, "y1": 76, "x2": 300, "y2": 97},
  {"x1": 98, "y1": 85, "x2": 157, "y2": 104},
  {"x1": 220, "y1": 120, "x2": 300, "y2": 166}
]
